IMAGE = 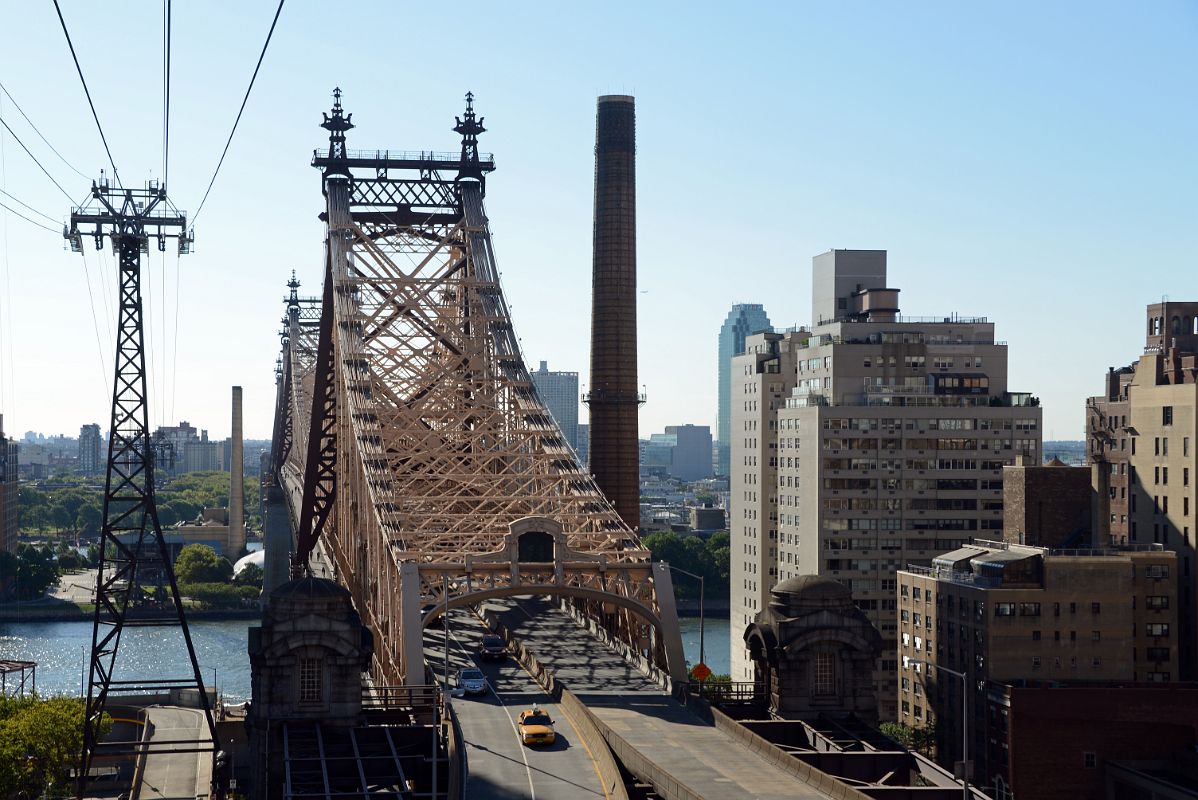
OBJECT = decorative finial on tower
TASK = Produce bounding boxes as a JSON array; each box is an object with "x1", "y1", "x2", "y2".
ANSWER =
[
  {"x1": 320, "y1": 87, "x2": 354, "y2": 177},
  {"x1": 286, "y1": 271, "x2": 301, "y2": 323},
  {"x1": 454, "y1": 91, "x2": 487, "y2": 192}
]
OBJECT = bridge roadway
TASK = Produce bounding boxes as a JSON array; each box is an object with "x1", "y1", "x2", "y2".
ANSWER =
[
  {"x1": 424, "y1": 608, "x2": 611, "y2": 800},
  {"x1": 490, "y1": 597, "x2": 835, "y2": 800},
  {"x1": 136, "y1": 706, "x2": 212, "y2": 800}
]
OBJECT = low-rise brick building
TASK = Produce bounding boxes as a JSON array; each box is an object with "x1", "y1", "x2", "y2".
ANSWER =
[{"x1": 897, "y1": 540, "x2": 1178, "y2": 790}]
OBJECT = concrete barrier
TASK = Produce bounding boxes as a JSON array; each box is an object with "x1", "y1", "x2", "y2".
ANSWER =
[
  {"x1": 677, "y1": 691, "x2": 874, "y2": 800},
  {"x1": 129, "y1": 714, "x2": 155, "y2": 800},
  {"x1": 445, "y1": 702, "x2": 466, "y2": 800}
]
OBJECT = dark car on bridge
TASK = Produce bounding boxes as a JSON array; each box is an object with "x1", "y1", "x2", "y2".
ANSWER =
[{"x1": 478, "y1": 634, "x2": 507, "y2": 660}]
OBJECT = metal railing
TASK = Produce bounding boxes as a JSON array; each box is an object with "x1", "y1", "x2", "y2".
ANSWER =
[
  {"x1": 685, "y1": 681, "x2": 764, "y2": 703},
  {"x1": 901, "y1": 563, "x2": 1000, "y2": 588},
  {"x1": 312, "y1": 148, "x2": 495, "y2": 163},
  {"x1": 815, "y1": 314, "x2": 990, "y2": 326},
  {"x1": 362, "y1": 684, "x2": 441, "y2": 711}
]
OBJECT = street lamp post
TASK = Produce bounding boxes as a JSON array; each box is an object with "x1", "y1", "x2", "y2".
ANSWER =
[
  {"x1": 919, "y1": 661, "x2": 970, "y2": 800},
  {"x1": 663, "y1": 563, "x2": 705, "y2": 683}
]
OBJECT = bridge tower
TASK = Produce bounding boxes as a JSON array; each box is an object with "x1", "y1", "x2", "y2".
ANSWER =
[
  {"x1": 64, "y1": 181, "x2": 220, "y2": 793},
  {"x1": 276, "y1": 90, "x2": 686, "y2": 689}
]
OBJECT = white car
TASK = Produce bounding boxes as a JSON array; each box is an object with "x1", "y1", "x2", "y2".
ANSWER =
[{"x1": 456, "y1": 667, "x2": 487, "y2": 696}]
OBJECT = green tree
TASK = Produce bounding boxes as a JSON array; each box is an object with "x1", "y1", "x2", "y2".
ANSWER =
[
  {"x1": 880, "y1": 721, "x2": 937, "y2": 755},
  {"x1": 234, "y1": 562, "x2": 264, "y2": 589},
  {"x1": 179, "y1": 582, "x2": 259, "y2": 609},
  {"x1": 173, "y1": 544, "x2": 233, "y2": 584},
  {"x1": 642, "y1": 530, "x2": 731, "y2": 602},
  {"x1": 1, "y1": 546, "x2": 60, "y2": 600},
  {"x1": 0, "y1": 695, "x2": 109, "y2": 797}
]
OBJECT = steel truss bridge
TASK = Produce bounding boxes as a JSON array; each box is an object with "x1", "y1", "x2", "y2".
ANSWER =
[{"x1": 266, "y1": 90, "x2": 686, "y2": 689}]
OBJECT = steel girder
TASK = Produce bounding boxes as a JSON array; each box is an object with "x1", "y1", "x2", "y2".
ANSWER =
[{"x1": 281, "y1": 97, "x2": 684, "y2": 686}]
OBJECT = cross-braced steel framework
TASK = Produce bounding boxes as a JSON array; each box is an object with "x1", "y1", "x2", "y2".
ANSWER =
[
  {"x1": 65, "y1": 181, "x2": 219, "y2": 795},
  {"x1": 273, "y1": 91, "x2": 685, "y2": 686}
]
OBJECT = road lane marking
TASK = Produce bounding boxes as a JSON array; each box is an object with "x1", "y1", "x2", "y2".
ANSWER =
[
  {"x1": 442, "y1": 615, "x2": 537, "y2": 800},
  {"x1": 492, "y1": 600, "x2": 613, "y2": 800}
]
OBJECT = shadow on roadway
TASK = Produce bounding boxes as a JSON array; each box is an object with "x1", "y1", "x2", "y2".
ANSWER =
[{"x1": 465, "y1": 737, "x2": 608, "y2": 798}]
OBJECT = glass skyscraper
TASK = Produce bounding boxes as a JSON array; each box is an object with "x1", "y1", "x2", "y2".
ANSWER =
[
  {"x1": 530, "y1": 360, "x2": 581, "y2": 455},
  {"x1": 717, "y1": 304, "x2": 772, "y2": 476}
]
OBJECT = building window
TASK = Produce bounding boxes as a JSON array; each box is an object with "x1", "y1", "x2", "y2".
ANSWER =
[
  {"x1": 1084, "y1": 752, "x2": 1097, "y2": 769},
  {"x1": 1146, "y1": 595, "x2": 1170, "y2": 610},
  {"x1": 1031, "y1": 656, "x2": 1041, "y2": 669},
  {"x1": 995, "y1": 603, "x2": 1015, "y2": 617},
  {"x1": 1147, "y1": 623, "x2": 1171, "y2": 637},
  {"x1": 1020, "y1": 602, "x2": 1041, "y2": 617},
  {"x1": 1146, "y1": 565, "x2": 1170, "y2": 579},
  {"x1": 299, "y1": 658, "x2": 323, "y2": 704},
  {"x1": 1092, "y1": 631, "x2": 1101, "y2": 642},
  {"x1": 1163, "y1": 406, "x2": 1173, "y2": 426},
  {"x1": 1032, "y1": 630, "x2": 1041, "y2": 641},
  {"x1": 1091, "y1": 602, "x2": 1101, "y2": 614},
  {"x1": 1147, "y1": 672, "x2": 1170, "y2": 682},
  {"x1": 814, "y1": 652, "x2": 835, "y2": 695}
]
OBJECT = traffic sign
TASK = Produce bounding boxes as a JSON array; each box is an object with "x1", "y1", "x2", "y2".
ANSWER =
[{"x1": 692, "y1": 663, "x2": 712, "y2": 681}]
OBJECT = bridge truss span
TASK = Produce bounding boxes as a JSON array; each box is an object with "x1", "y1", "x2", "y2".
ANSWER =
[{"x1": 270, "y1": 90, "x2": 685, "y2": 687}]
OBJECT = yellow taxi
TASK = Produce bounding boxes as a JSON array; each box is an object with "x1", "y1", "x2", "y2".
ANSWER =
[{"x1": 516, "y1": 707, "x2": 556, "y2": 746}]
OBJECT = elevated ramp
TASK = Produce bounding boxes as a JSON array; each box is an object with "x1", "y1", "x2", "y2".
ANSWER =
[{"x1": 487, "y1": 598, "x2": 854, "y2": 800}]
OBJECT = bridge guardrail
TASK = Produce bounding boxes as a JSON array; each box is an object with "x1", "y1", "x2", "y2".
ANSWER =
[
  {"x1": 444, "y1": 700, "x2": 466, "y2": 800},
  {"x1": 675, "y1": 690, "x2": 875, "y2": 800}
]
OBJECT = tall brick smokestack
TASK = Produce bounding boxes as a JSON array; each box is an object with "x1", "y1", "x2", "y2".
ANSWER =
[
  {"x1": 229, "y1": 386, "x2": 245, "y2": 556},
  {"x1": 586, "y1": 95, "x2": 639, "y2": 529}
]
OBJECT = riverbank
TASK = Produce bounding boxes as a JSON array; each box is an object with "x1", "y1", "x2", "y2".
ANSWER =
[
  {"x1": 0, "y1": 602, "x2": 261, "y2": 623},
  {"x1": 676, "y1": 598, "x2": 731, "y2": 616}
]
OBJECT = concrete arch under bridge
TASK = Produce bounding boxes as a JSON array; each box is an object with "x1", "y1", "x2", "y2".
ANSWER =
[{"x1": 394, "y1": 517, "x2": 688, "y2": 688}]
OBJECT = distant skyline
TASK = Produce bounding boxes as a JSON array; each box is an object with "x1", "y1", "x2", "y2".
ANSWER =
[{"x1": 0, "y1": 2, "x2": 1194, "y2": 440}]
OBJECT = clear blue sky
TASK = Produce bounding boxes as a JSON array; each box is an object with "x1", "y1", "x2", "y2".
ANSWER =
[{"x1": 0, "y1": 1, "x2": 1194, "y2": 442}]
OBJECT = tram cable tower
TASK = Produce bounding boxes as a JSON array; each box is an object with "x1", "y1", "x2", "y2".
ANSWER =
[{"x1": 65, "y1": 178, "x2": 222, "y2": 796}]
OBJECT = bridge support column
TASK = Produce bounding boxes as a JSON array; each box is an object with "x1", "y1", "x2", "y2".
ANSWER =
[
  {"x1": 651, "y1": 563, "x2": 689, "y2": 687},
  {"x1": 400, "y1": 562, "x2": 426, "y2": 685}
]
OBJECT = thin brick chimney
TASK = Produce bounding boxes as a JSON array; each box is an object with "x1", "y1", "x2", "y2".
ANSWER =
[
  {"x1": 229, "y1": 386, "x2": 245, "y2": 556},
  {"x1": 585, "y1": 95, "x2": 640, "y2": 529}
]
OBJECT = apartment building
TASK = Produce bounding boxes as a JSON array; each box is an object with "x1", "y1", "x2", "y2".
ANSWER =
[
  {"x1": 0, "y1": 415, "x2": 17, "y2": 553},
  {"x1": 79, "y1": 423, "x2": 103, "y2": 474},
  {"x1": 730, "y1": 250, "x2": 1042, "y2": 711},
  {"x1": 731, "y1": 330, "x2": 806, "y2": 681},
  {"x1": 1087, "y1": 301, "x2": 1198, "y2": 679},
  {"x1": 897, "y1": 541, "x2": 1178, "y2": 788}
]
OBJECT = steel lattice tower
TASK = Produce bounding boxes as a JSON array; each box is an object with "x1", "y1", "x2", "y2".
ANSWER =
[{"x1": 64, "y1": 180, "x2": 220, "y2": 795}]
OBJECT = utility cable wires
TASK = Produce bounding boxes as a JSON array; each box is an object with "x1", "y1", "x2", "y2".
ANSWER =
[
  {"x1": 191, "y1": 0, "x2": 286, "y2": 228},
  {"x1": 52, "y1": 0, "x2": 120, "y2": 184}
]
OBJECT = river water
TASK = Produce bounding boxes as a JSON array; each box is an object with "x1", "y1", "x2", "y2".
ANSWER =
[{"x1": 0, "y1": 614, "x2": 732, "y2": 700}]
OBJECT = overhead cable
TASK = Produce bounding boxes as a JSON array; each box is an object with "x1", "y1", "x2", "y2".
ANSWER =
[
  {"x1": 162, "y1": 0, "x2": 172, "y2": 189},
  {"x1": 191, "y1": 0, "x2": 286, "y2": 228},
  {"x1": 0, "y1": 199, "x2": 59, "y2": 234},
  {"x1": 0, "y1": 187, "x2": 58, "y2": 226},
  {"x1": 0, "y1": 114, "x2": 76, "y2": 203},
  {"x1": 52, "y1": 0, "x2": 120, "y2": 184},
  {"x1": 0, "y1": 80, "x2": 89, "y2": 180}
]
